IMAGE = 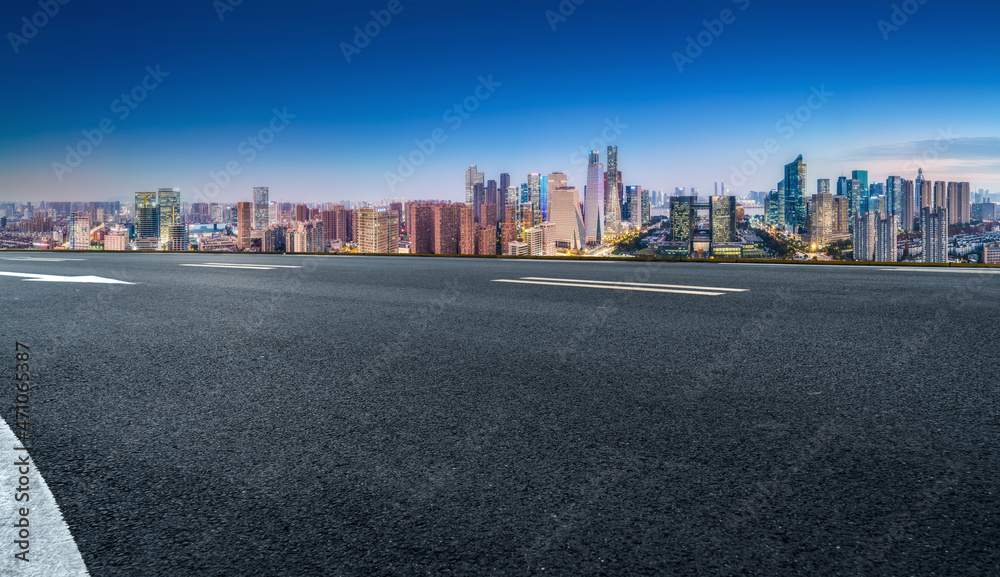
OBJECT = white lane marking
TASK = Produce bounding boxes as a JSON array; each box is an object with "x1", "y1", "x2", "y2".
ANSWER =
[
  {"x1": 1, "y1": 258, "x2": 87, "y2": 262},
  {"x1": 881, "y1": 267, "x2": 1000, "y2": 274},
  {"x1": 180, "y1": 265, "x2": 277, "y2": 270},
  {"x1": 0, "y1": 272, "x2": 133, "y2": 284},
  {"x1": 521, "y1": 277, "x2": 749, "y2": 293},
  {"x1": 492, "y1": 279, "x2": 726, "y2": 296},
  {"x1": 1, "y1": 417, "x2": 91, "y2": 576},
  {"x1": 203, "y1": 263, "x2": 302, "y2": 269}
]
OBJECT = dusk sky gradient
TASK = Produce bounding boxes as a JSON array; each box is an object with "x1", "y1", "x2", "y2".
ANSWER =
[{"x1": 2, "y1": 0, "x2": 999, "y2": 203}]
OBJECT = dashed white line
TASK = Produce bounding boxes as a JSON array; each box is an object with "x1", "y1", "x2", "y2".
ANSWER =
[
  {"x1": 521, "y1": 277, "x2": 749, "y2": 293},
  {"x1": 492, "y1": 279, "x2": 729, "y2": 296}
]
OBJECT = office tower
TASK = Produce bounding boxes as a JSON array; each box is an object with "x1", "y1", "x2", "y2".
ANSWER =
[
  {"x1": 784, "y1": 155, "x2": 807, "y2": 231},
  {"x1": 476, "y1": 226, "x2": 496, "y2": 256},
  {"x1": 671, "y1": 196, "x2": 696, "y2": 242},
  {"x1": 817, "y1": 179, "x2": 831, "y2": 196},
  {"x1": 845, "y1": 179, "x2": 862, "y2": 225},
  {"x1": 166, "y1": 223, "x2": 189, "y2": 251},
  {"x1": 473, "y1": 182, "x2": 485, "y2": 223},
  {"x1": 523, "y1": 226, "x2": 543, "y2": 256},
  {"x1": 933, "y1": 181, "x2": 947, "y2": 210},
  {"x1": 499, "y1": 173, "x2": 510, "y2": 217},
  {"x1": 625, "y1": 185, "x2": 643, "y2": 229},
  {"x1": 506, "y1": 186, "x2": 519, "y2": 212},
  {"x1": 134, "y1": 191, "x2": 160, "y2": 250},
  {"x1": 947, "y1": 182, "x2": 971, "y2": 225},
  {"x1": 527, "y1": 173, "x2": 541, "y2": 211},
  {"x1": 832, "y1": 195, "x2": 850, "y2": 235},
  {"x1": 921, "y1": 207, "x2": 948, "y2": 263},
  {"x1": 236, "y1": 202, "x2": 252, "y2": 251},
  {"x1": 641, "y1": 189, "x2": 651, "y2": 226},
  {"x1": 357, "y1": 207, "x2": 397, "y2": 254},
  {"x1": 539, "y1": 222, "x2": 557, "y2": 256},
  {"x1": 540, "y1": 176, "x2": 549, "y2": 220},
  {"x1": 710, "y1": 196, "x2": 736, "y2": 243},
  {"x1": 585, "y1": 151, "x2": 603, "y2": 245},
  {"x1": 902, "y1": 180, "x2": 915, "y2": 232},
  {"x1": 294, "y1": 204, "x2": 309, "y2": 222},
  {"x1": 915, "y1": 169, "x2": 925, "y2": 209},
  {"x1": 853, "y1": 212, "x2": 876, "y2": 262},
  {"x1": 767, "y1": 188, "x2": 785, "y2": 228},
  {"x1": 465, "y1": 166, "x2": 483, "y2": 205},
  {"x1": 252, "y1": 187, "x2": 270, "y2": 230},
  {"x1": 886, "y1": 176, "x2": 903, "y2": 217},
  {"x1": 520, "y1": 183, "x2": 529, "y2": 205},
  {"x1": 157, "y1": 188, "x2": 180, "y2": 247},
  {"x1": 852, "y1": 170, "x2": 869, "y2": 206},
  {"x1": 457, "y1": 204, "x2": 475, "y2": 255},
  {"x1": 547, "y1": 172, "x2": 567, "y2": 217},
  {"x1": 604, "y1": 146, "x2": 622, "y2": 237},
  {"x1": 433, "y1": 204, "x2": 459, "y2": 255},
  {"x1": 806, "y1": 193, "x2": 834, "y2": 247},
  {"x1": 874, "y1": 214, "x2": 897, "y2": 263},
  {"x1": 487, "y1": 180, "x2": 498, "y2": 210},
  {"x1": 548, "y1": 186, "x2": 585, "y2": 251},
  {"x1": 68, "y1": 212, "x2": 90, "y2": 250}
]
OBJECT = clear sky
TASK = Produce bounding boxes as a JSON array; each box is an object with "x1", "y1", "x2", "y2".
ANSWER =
[{"x1": 2, "y1": 0, "x2": 999, "y2": 204}]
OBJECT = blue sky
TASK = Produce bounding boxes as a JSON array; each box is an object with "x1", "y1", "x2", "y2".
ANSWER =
[{"x1": 2, "y1": 0, "x2": 998, "y2": 203}]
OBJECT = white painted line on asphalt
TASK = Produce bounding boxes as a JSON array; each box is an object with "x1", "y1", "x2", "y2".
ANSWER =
[
  {"x1": 0, "y1": 272, "x2": 133, "y2": 284},
  {"x1": 204, "y1": 262, "x2": 302, "y2": 269},
  {"x1": 1, "y1": 416, "x2": 91, "y2": 576},
  {"x1": 881, "y1": 267, "x2": 1000, "y2": 274},
  {"x1": 180, "y1": 264, "x2": 277, "y2": 270},
  {"x1": 1, "y1": 257, "x2": 87, "y2": 262},
  {"x1": 492, "y1": 279, "x2": 726, "y2": 296},
  {"x1": 521, "y1": 277, "x2": 749, "y2": 293}
]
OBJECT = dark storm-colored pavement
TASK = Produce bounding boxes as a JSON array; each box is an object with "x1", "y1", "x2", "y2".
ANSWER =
[{"x1": 1, "y1": 254, "x2": 998, "y2": 576}]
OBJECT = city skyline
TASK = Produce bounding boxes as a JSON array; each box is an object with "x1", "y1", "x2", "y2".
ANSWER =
[{"x1": 2, "y1": 0, "x2": 999, "y2": 202}]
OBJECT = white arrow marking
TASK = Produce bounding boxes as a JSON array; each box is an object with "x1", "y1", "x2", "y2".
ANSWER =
[
  {"x1": 0, "y1": 416, "x2": 91, "y2": 576},
  {"x1": 0, "y1": 272, "x2": 133, "y2": 284}
]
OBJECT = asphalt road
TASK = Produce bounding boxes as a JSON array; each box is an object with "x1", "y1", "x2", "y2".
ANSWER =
[{"x1": 1, "y1": 253, "x2": 998, "y2": 576}]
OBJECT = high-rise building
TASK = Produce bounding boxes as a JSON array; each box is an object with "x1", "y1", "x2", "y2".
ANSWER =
[
  {"x1": 933, "y1": 181, "x2": 947, "y2": 210},
  {"x1": 604, "y1": 146, "x2": 622, "y2": 237},
  {"x1": 710, "y1": 196, "x2": 736, "y2": 243},
  {"x1": 641, "y1": 189, "x2": 651, "y2": 226},
  {"x1": 539, "y1": 222, "x2": 557, "y2": 256},
  {"x1": 806, "y1": 193, "x2": 834, "y2": 247},
  {"x1": 476, "y1": 226, "x2": 496, "y2": 256},
  {"x1": 915, "y1": 169, "x2": 925, "y2": 209},
  {"x1": 252, "y1": 187, "x2": 270, "y2": 231},
  {"x1": 548, "y1": 186, "x2": 585, "y2": 251},
  {"x1": 832, "y1": 195, "x2": 850, "y2": 235},
  {"x1": 585, "y1": 151, "x2": 603, "y2": 245},
  {"x1": 874, "y1": 214, "x2": 897, "y2": 263},
  {"x1": 784, "y1": 155, "x2": 807, "y2": 232},
  {"x1": 465, "y1": 166, "x2": 483, "y2": 205},
  {"x1": 236, "y1": 202, "x2": 252, "y2": 251},
  {"x1": 767, "y1": 188, "x2": 785, "y2": 228},
  {"x1": 671, "y1": 196, "x2": 696, "y2": 242},
  {"x1": 105, "y1": 230, "x2": 127, "y2": 251},
  {"x1": 157, "y1": 188, "x2": 180, "y2": 248},
  {"x1": 357, "y1": 207, "x2": 398, "y2": 254},
  {"x1": 852, "y1": 170, "x2": 869, "y2": 210},
  {"x1": 134, "y1": 191, "x2": 160, "y2": 250},
  {"x1": 166, "y1": 223, "x2": 189, "y2": 251},
  {"x1": 499, "y1": 173, "x2": 510, "y2": 217},
  {"x1": 433, "y1": 204, "x2": 459, "y2": 255},
  {"x1": 68, "y1": 212, "x2": 90, "y2": 250},
  {"x1": 625, "y1": 185, "x2": 643, "y2": 229},
  {"x1": 886, "y1": 176, "x2": 904, "y2": 217},
  {"x1": 408, "y1": 204, "x2": 435, "y2": 255},
  {"x1": 947, "y1": 182, "x2": 971, "y2": 225},
  {"x1": 457, "y1": 204, "x2": 476, "y2": 255},
  {"x1": 902, "y1": 180, "x2": 915, "y2": 232},
  {"x1": 527, "y1": 173, "x2": 541, "y2": 212},
  {"x1": 473, "y1": 182, "x2": 485, "y2": 223},
  {"x1": 853, "y1": 212, "x2": 876, "y2": 262},
  {"x1": 921, "y1": 207, "x2": 948, "y2": 263},
  {"x1": 294, "y1": 204, "x2": 309, "y2": 222},
  {"x1": 817, "y1": 179, "x2": 831, "y2": 196}
]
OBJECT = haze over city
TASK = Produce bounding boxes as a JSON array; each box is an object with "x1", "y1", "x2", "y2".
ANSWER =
[{"x1": 2, "y1": 0, "x2": 1000, "y2": 203}]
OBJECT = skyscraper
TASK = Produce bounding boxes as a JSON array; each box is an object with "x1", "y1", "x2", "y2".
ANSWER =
[
  {"x1": 465, "y1": 166, "x2": 483, "y2": 205},
  {"x1": 548, "y1": 186, "x2": 585, "y2": 251},
  {"x1": 784, "y1": 155, "x2": 807, "y2": 232},
  {"x1": 921, "y1": 207, "x2": 948, "y2": 263},
  {"x1": 767, "y1": 188, "x2": 785, "y2": 228},
  {"x1": 710, "y1": 196, "x2": 736, "y2": 243},
  {"x1": 527, "y1": 173, "x2": 541, "y2": 211},
  {"x1": 457, "y1": 204, "x2": 475, "y2": 255},
  {"x1": 886, "y1": 176, "x2": 904, "y2": 217},
  {"x1": 915, "y1": 168, "x2": 925, "y2": 209},
  {"x1": 68, "y1": 212, "x2": 90, "y2": 250},
  {"x1": 499, "y1": 173, "x2": 510, "y2": 217},
  {"x1": 947, "y1": 182, "x2": 971, "y2": 225},
  {"x1": 236, "y1": 201, "x2": 252, "y2": 251},
  {"x1": 671, "y1": 196, "x2": 696, "y2": 243},
  {"x1": 585, "y1": 151, "x2": 602, "y2": 245},
  {"x1": 817, "y1": 179, "x2": 831, "y2": 196},
  {"x1": 902, "y1": 180, "x2": 915, "y2": 232},
  {"x1": 158, "y1": 188, "x2": 180, "y2": 247},
  {"x1": 852, "y1": 170, "x2": 869, "y2": 209},
  {"x1": 806, "y1": 193, "x2": 834, "y2": 247},
  {"x1": 357, "y1": 207, "x2": 398, "y2": 254},
  {"x1": 853, "y1": 212, "x2": 876, "y2": 262},
  {"x1": 134, "y1": 191, "x2": 160, "y2": 250},
  {"x1": 604, "y1": 145, "x2": 622, "y2": 238},
  {"x1": 874, "y1": 214, "x2": 897, "y2": 263},
  {"x1": 933, "y1": 181, "x2": 947, "y2": 210},
  {"x1": 252, "y1": 187, "x2": 270, "y2": 231},
  {"x1": 166, "y1": 223, "x2": 189, "y2": 251}
]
